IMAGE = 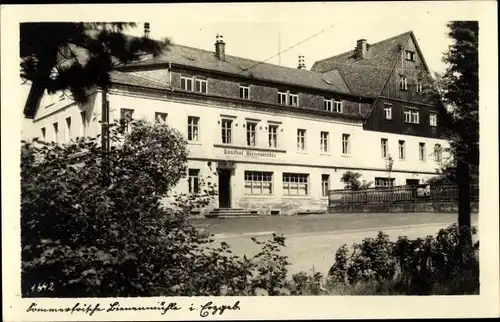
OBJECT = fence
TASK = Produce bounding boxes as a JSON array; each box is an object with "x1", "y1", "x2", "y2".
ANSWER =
[{"x1": 328, "y1": 184, "x2": 479, "y2": 206}]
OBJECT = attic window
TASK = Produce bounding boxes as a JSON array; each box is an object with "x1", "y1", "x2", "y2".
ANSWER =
[
  {"x1": 323, "y1": 79, "x2": 333, "y2": 85},
  {"x1": 405, "y1": 50, "x2": 415, "y2": 62}
]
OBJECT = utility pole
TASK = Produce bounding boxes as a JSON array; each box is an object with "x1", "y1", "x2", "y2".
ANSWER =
[{"x1": 101, "y1": 87, "x2": 110, "y2": 185}]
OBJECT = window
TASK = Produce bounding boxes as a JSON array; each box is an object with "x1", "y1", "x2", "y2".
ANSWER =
[
  {"x1": 342, "y1": 133, "x2": 350, "y2": 154},
  {"x1": 434, "y1": 144, "x2": 442, "y2": 162},
  {"x1": 53, "y1": 122, "x2": 59, "y2": 143},
  {"x1": 297, "y1": 129, "x2": 307, "y2": 151},
  {"x1": 399, "y1": 75, "x2": 408, "y2": 90},
  {"x1": 188, "y1": 169, "x2": 200, "y2": 194},
  {"x1": 194, "y1": 76, "x2": 208, "y2": 93},
  {"x1": 278, "y1": 90, "x2": 299, "y2": 106},
  {"x1": 324, "y1": 98, "x2": 342, "y2": 113},
  {"x1": 419, "y1": 142, "x2": 426, "y2": 161},
  {"x1": 244, "y1": 171, "x2": 273, "y2": 195},
  {"x1": 278, "y1": 91, "x2": 287, "y2": 105},
  {"x1": 416, "y1": 79, "x2": 423, "y2": 93},
  {"x1": 268, "y1": 124, "x2": 279, "y2": 148},
  {"x1": 398, "y1": 140, "x2": 406, "y2": 159},
  {"x1": 221, "y1": 119, "x2": 233, "y2": 144},
  {"x1": 381, "y1": 138, "x2": 388, "y2": 158},
  {"x1": 65, "y1": 117, "x2": 71, "y2": 141},
  {"x1": 384, "y1": 104, "x2": 392, "y2": 120},
  {"x1": 405, "y1": 50, "x2": 415, "y2": 61},
  {"x1": 239, "y1": 85, "x2": 250, "y2": 99},
  {"x1": 320, "y1": 131, "x2": 329, "y2": 153},
  {"x1": 375, "y1": 177, "x2": 395, "y2": 187},
  {"x1": 323, "y1": 99, "x2": 332, "y2": 111},
  {"x1": 41, "y1": 127, "x2": 46, "y2": 141},
  {"x1": 430, "y1": 113, "x2": 438, "y2": 127},
  {"x1": 321, "y1": 174, "x2": 330, "y2": 197},
  {"x1": 187, "y1": 116, "x2": 200, "y2": 141},
  {"x1": 180, "y1": 75, "x2": 193, "y2": 91},
  {"x1": 289, "y1": 93, "x2": 299, "y2": 107},
  {"x1": 120, "y1": 108, "x2": 134, "y2": 133},
  {"x1": 80, "y1": 111, "x2": 87, "y2": 136},
  {"x1": 155, "y1": 112, "x2": 168, "y2": 123},
  {"x1": 282, "y1": 173, "x2": 309, "y2": 196},
  {"x1": 246, "y1": 121, "x2": 257, "y2": 147},
  {"x1": 404, "y1": 108, "x2": 419, "y2": 124},
  {"x1": 333, "y1": 99, "x2": 342, "y2": 113}
]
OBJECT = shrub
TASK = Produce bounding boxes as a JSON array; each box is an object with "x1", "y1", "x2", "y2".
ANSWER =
[
  {"x1": 327, "y1": 224, "x2": 479, "y2": 295},
  {"x1": 340, "y1": 171, "x2": 372, "y2": 190},
  {"x1": 21, "y1": 119, "x2": 294, "y2": 297}
]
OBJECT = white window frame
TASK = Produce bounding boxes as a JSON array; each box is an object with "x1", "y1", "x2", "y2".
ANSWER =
[
  {"x1": 278, "y1": 91, "x2": 287, "y2": 105},
  {"x1": 434, "y1": 144, "x2": 442, "y2": 162},
  {"x1": 120, "y1": 108, "x2": 134, "y2": 133},
  {"x1": 416, "y1": 79, "x2": 423, "y2": 93},
  {"x1": 194, "y1": 76, "x2": 208, "y2": 93},
  {"x1": 297, "y1": 129, "x2": 307, "y2": 151},
  {"x1": 268, "y1": 124, "x2": 279, "y2": 148},
  {"x1": 384, "y1": 104, "x2": 392, "y2": 120},
  {"x1": 342, "y1": 133, "x2": 350, "y2": 155},
  {"x1": 187, "y1": 116, "x2": 200, "y2": 141},
  {"x1": 430, "y1": 113, "x2": 438, "y2": 127},
  {"x1": 180, "y1": 75, "x2": 194, "y2": 91},
  {"x1": 289, "y1": 92, "x2": 299, "y2": 107},
  {"x1": 246, "y1": 121, "x2": 257, "y2": 147},
  {"x1": 321, "y1": 174, "x2": 330, "y2": 197},
  {"x1": 375, "y1": 177, "x2": 395, "y2": 187},
  {"x1": 155, "y1": 112, "x2": 168, "y2": 123},
  {"x1": 404, "y1": 108, "x2": 419, "y2": 124},
  {"x1": 320, "y1": 131, "x2": 329, "y2": 153},
  {"x1": 411, "y1": 110, "x2": 420, "y2": 124},
  {"x1": 419, "y1": 142, "x2": 426, "y2": 161},
  {"x1": 244, "y1": 171, "x2": 273, "y2": 195},
  {"x1": 282, "y1": 173, "x2": 309, "y2": 196},
  {"x1": 188, "y1": 169, "x2": 200, "y2": 194},
  {"x1": 381, "y1": 138, "x2": 388, "y2": 158},
  {"x1": 333, "y1": 99, "x2": 343, "y2": 113},
  {"x1": 323, "y1": 98, "x2": 333, "y2": 112},
  {"x1": 398, "y1": 140, "x2": 406, "y2": 160},
  {"x1": 65, "y1": 117, "x2": 71, "y2": 141},
  {"x1": 399, "y1": 75, "x2": 408, "y2": 90},
  {"x1": 239, "y1": 85, "x2": 250, "y2": 99},
  {"x1": 221, "y1": 118, "x2": 233, "y2": 144},
  {"x1": 405, "y1": 50, "x2": 415, "y2": 61}
]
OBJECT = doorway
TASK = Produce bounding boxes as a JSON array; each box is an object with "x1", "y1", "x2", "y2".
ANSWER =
[{"x1": 218, "y1": 169, "x2": 231, "y2": 208}]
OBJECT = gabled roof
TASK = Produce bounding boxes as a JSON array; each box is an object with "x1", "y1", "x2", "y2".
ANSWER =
[
  {"x1": 311, "y1": 31, "x2": 414, "y2": 97},
  {"x1": 119, "y1": 43, "x2": 352, "y2": 95}
]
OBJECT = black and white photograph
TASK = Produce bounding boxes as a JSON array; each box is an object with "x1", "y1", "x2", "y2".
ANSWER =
[{"x1": 2, "y1": 1, "x2": 499, "y2": 320}]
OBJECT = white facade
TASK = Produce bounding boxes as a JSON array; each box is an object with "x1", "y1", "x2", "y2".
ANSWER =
[{"x1": 24, "y1": 88, "x2": 450, "y2": 215}]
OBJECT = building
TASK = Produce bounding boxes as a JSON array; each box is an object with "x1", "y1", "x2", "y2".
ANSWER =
[{"x1": 24, "y1": 30, "x2": 449, "y2": 215}]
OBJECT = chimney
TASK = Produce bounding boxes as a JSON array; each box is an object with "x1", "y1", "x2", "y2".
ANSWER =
[
  {"x1": 215, "y1": 34, "x2": 226, "y2": 61},
  {"x1": 144, "y1": 22, "x2": 150, "y2": 39},
  {"x1": 297, "y1": 55, "x2": 306, "y2": 69},
  {"x1": 356, "y1": 39, "x2": 367, "y2": 59}
]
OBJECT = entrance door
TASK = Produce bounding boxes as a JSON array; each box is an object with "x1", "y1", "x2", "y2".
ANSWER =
[{"x1": 218, "y1": 169, "x2": 231, "y2": 208}]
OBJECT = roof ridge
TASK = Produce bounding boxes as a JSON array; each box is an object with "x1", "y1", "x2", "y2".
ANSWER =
[{"x1": 313, "y1": 30, "x2": 412, "y2": 65}]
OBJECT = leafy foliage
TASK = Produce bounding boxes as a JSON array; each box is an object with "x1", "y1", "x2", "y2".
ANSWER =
[
  {"x1": 340, "y1": 171, "x2": 372, "y2": 190},
  {"x1": 328, "y1": 224, "x2": 479, "y2": 295},
  {"x1": 20, "y1": 22, "x2": 170, "y2": 117},
  {"x1": 21, "y1": 120, "x2": 296, "y2": 297}
]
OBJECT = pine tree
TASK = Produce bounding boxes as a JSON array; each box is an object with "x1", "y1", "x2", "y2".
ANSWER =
[{"x1": 20, "y1": 22, "x2": 170, "y2": 118}]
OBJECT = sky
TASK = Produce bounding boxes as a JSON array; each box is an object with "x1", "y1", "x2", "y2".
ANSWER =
[{"x1": 122, "y1": 3, "x2": 455, "y2": 75}]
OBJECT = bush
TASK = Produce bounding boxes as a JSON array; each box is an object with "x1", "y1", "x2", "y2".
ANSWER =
[
  {"x1": 22, "y1": 119, "x2": 293, "y2": 297},
  {"x1": 327, "y1": 224, "x2": 479, "y2": 295}
]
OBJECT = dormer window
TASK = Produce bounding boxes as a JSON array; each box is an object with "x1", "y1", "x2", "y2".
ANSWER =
[
  {"x1": 181, "y1": 74, "x2": 207, "y2": 93},
  {"x1": 323, "y1": 98, "x2": 342, "y2": 113},
  {"x1": 278, "y1": 90, "x2": 299, "y2": 107},
  {"x1": 405, "y1": 50, "x2": 415, "y2": 61}
]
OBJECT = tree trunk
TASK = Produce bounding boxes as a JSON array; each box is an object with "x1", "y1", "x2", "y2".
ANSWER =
[
  {"x1": 23, "y1": 81, "x2": 46, "y2": 118},
  {"x1": 456, "y1": 159, "x2": 472, "y2": 247}
]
